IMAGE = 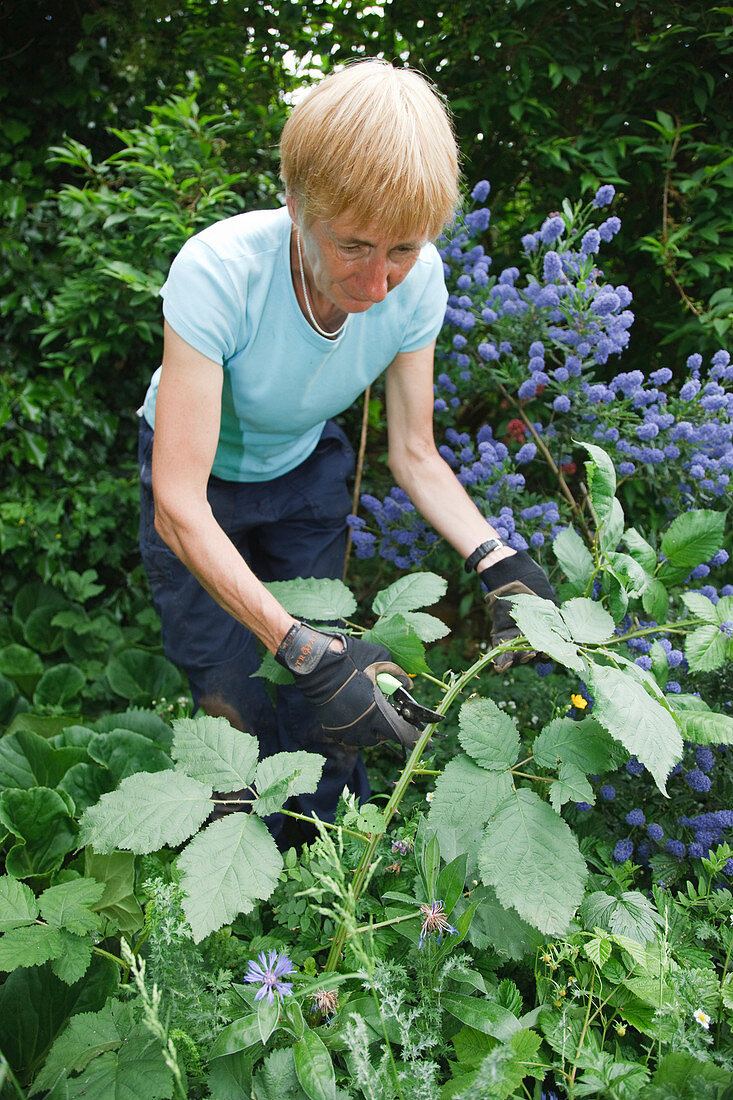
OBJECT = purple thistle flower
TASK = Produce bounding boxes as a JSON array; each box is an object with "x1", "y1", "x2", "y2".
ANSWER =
[
  {"x1": 244, "y1": 949, "x2": 295, "y2": 1004},
  {"x1": 418, "y1": 899, "x2": 459, "y2": 949}
]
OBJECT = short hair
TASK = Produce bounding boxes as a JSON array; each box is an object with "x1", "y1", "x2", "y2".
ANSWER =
[{"x1": 279, "y1": 60, "x2": 460, "y2": 242}]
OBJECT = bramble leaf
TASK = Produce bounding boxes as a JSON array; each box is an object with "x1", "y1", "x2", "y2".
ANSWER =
[
  {"x1": 50, "y1": 932, "x2": 94, "y2": 985},
  {"x1": 478, "y1": 788, "x2": 586, "y2": 934},
  {"x1": 659, "y1": 510, "x2": 725, "y2": 584},
  {"x1": 532, "y1": 717, "x2": 619, "y2": 775},
  {"x1": 38, "y1": 878, "x2": 105, "y2": 936},
  {"x1": 579, "y1": 890, "x2": 661, "y2": 945},
  {"x1": 458, "y1": 697, "x2": 520, "y2": 771},
  {"x1": 253, "y1": 751, "x2": 324, "y2": 818},
  {"x1": 371, "y1": 572, "x2": 447, "y2": 617},
  {"x1": 428, "y1": 756, "x2": 513, "y2": 870},
  {"x1": 172, "y1": 715, "x2": 259, "y2": 791},
  {"x1": 587, "y1": 663, "x2": 682, "y2": 794},
  {"x1": 398, "y1": 610, "x2": 450, "y2": 642},
  {"x1": 504, "y1": 596, "x2": 585, "y2": 673},
  {"x1": 581, "y1": 442, "x2": 617, "y2": 525},
  {"x1": 264, "y1": 577, "x2": 357, "y2": 621},
  {"x1": 685, "y1": 624, "x2": 729, "y2": 672},
  {"x1": 560, "y1": 599, "x2": 615, "y2": 644},
  {"x1": 0, "y1": 925, "x2": 64, "y2": 972},
  {"x1": 179, "y1": 812, "x2": 283, "y2": 942},
  {"x1": 362, "y1": 614, "x2": 431, "y2": 674},
  {"x1": 549, "y1": 762, "x2": 594, "y2": 810},
  {"x1": 0, "y1": 876, "x2": 38, "y2": 930},
  {"x1": 553, "y1": 526, "x2": 594, "y2": 594},
  {"x1": 674, "y1": 708, "x2": 733, "y2": 745},
  {"x1": 31, "y1": 1002, "x2": 122, "y2": 1095},
  {"x1": 79, "y1": 771, "x2": 212, "y2": 853}
]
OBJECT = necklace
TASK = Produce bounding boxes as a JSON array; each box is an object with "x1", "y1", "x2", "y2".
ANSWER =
[{"x1": 295, "y1": 229, "x2": 346, "y2": 339}]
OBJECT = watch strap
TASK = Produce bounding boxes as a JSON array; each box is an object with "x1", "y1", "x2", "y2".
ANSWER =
[{"x1": 464, "y1": 538, "x2": 505, "y2": 574}]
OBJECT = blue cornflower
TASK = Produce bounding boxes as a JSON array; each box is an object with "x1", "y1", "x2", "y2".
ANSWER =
[
  {"x1": 626, "y1": 808, "x2": 646, "y2": 827},
  {"x1": 593, "y1": 184, "x2": 615, "y2": 207},
  {"x1": 614, "y1": 839, "x2": 634, "y2": 863},
  {"x1": 418, "y1": 900, "x2": 458, "y2": 948},
  {"x1": 244, "y1": 950, "x2": 295, "y2": 1004}
]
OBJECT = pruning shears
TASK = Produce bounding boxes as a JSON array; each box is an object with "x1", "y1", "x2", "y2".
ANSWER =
[{"x1": 376, "y1": 673, "x2": 445, "y2": 732}]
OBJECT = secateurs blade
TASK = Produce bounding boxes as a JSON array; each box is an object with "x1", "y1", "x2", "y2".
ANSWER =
[{"x1": 388, "y1": 685, "x2": 445, "y2": 731}]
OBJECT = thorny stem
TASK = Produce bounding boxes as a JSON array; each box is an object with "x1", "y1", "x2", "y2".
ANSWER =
[
  {"x1": 348, "y1": 911, "x2": 421, "y2": 937},
  {"x1": 283, "y1": 808, "x2": 367, "y2": 843},
  {"x1": 324, "y1": 641, "x2": 513, "y2": 971},
  {"x1": 343, "y1": 384, "x2": 371, "y2": 584},
  {"x1": 511, "y1": 770, "x2": 553, "y2": 783}
]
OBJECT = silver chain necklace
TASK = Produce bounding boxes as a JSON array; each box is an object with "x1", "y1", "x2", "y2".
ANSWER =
[{"x1": 295, "y1": 229, "x2": 346, "y2": 339}]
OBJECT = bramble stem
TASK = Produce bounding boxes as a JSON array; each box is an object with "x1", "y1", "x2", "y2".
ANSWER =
[
  {"x1": 323, "y1": 641, "x2": 512, "y2": 971},
  {"x1": 283, "y1": 808, "x2": 367, "y2": 843}
]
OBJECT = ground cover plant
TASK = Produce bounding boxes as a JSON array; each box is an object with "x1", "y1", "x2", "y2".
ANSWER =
[{"x1": 1, "y1": 171, "x2": 732, "y2": 1099}]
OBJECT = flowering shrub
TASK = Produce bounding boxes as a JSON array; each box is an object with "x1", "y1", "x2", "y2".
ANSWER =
[{"x1": 351, "y1": 181, "x2": 731, "y2": 570}]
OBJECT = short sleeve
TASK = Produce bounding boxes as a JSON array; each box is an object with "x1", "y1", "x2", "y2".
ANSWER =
[
  {"x1": 399, "y1": 244, "x2": 449, "y2": 354},
  {"x1": 160, "y1": 236, "x2": 242, "y2": 364}
]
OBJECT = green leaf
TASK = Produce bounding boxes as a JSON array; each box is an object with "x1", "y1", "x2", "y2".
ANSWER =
[
  {"x1": 0, "y1": 643, "x2": 44, "y2": 696},
  {"x1": 0, "y1": 955, "x2": 117, "y2": 1087},
  {"x1": 440, "y1": 992, "x2": 520, "y2": 1042},
  {"x1": 685, "y1": 624, "x2": 728, "y2": 672},
  {"x1": 504, "y1": 596, "x2": 585, "y2": 673},
  {"x1": 0, "y1": 925, "x2": 65, "y2": 972},
  {"x1": 533, "y1": 716, "x2": 619, "y2": 775},
  {"x1": 478, "y1": 788, "x2": 586, "y2": 935},
  {"x1": 466, "y1": 885, "x2": 545, "y2": 962},
  {"x1": 49, "y1": 931, "x2": 94, "y2": 985},
  {"x1": 681, "y1": 591, "x2": 719, "y2": 623},
  {"x1": 659, "y1": 510, "x2": 725, "y2": 583},
  {"x1": 398, "y1": 610, "x2": 450, "y2": 642},
  {"x1": 587, "y1": 663, "x2": 682, "y2": 794},
  {"x1": 0, "y1": 729, "x2": 86, "y2": 791},
  {"x1": 552, "y1": 527, "x2": 594, "y2": 594},
  {"x1": 649, "y1": 641, "x2": 669, "y2": 689},
  {"x1": 79, "y1": 771, "x2": 212, "y2": 854},
  {"x1": 436, "y1": 853, "x2": 468, "y2": 918},
  {"x1": 0, "y1": 876, "x2": 39, "y2": 930},
  {"x1": 33, "y1": 664, "x2": 86, "y2": 708},
  {"x1": 88, "y1": 730, "x2": 172, "y2": 782},
  {"x1": 560, "y1": 599, "x2": 615, "y2": 644},
  {"x1": 38, "y1": 878, "x2": 105, "y2": 935},
  {"x1": 258, "y1": 994, "x2": 280, "y2": 1045},
  {"x1": 84, "y1": 850, "x2": 144, "y2": 936},
  {"x1": 59, "y1": 762, "x2": 116, "y2": 813},
  {"x1": 581, "y1": 442, "x2": 616, "y2": 525},
  {"x1": 642, "y1": 579, "x2": 669, "y2": 624},
  {"x1": 642, "y1": 1051, "x2": 732, "y2": 1098},
  {"x1": 293, "y1": 1028, "x2": 336, "y2": 1100},
  {"x1": 252, "y1": 650, "x2": 295, "y2": 684},
  {"x1": 264, "y1": 577, "x2": 357, "y2": 621},
  {"x1": 622, "y1": 528, "x2": 658, "y2": 574},
  {"x1": 105, "y1": 648, "x2": 183, "y2": 705},
  {"x1": 253, "y1": 751, "x2": 324, "y2": 818},
  {"x1": 598, "y1": 498, "x2": 625, "y2": 555},
  {"x1": 579, "y1": 891, "x2": 661, "y2": 945},
  {"x1": 675, "y1": 708, "x2": 733, "y2": 746},
  {"x1": 362, "y1": 614, "x2": 430, "y2": 674},
  {"x1": 428, "y1": 756, "x2": 513, "y2": 870},
  {"x1": 92, "y1": 708, "x2": 173, "y2": 750},
  {"x1": 179, "y1": 813, "x2": 283, "y2": 942},
  {"x1": 252, "y1": 1047, "x2": 308, "y2": 1100},
  {"x1": 59, "y1": 1036, "x2": 173, "y2": 1099},
  {"x1": 458, "y1": 697, "x2": 520, "y2": 771},
  {"x1": 584, "y1": 933, "x2": 612, "y2": 968},
  {"x1": 0, "y1": 787, "x2": 78, "y2": 879},
  {"x1": 371, "y1": 572, "x2": 447, "y2": 617},
  {"x1": 417, "y1": 826, "x2": 441, "y2": 900},
  {"x1": 31, "y1": 1002, "x2": 122, "y2": 1095},
  {"x1": 549, "y1": 761, "x2": 594, "y2": 810},
  {"x1": 209, "y1": 1014, "x2": 261, "y2": 1059},
  {"x1": 172, "y1": 715, "x2": 259, "y2": 791}
]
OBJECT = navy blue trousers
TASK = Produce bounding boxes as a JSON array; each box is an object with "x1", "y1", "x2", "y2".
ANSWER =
[{"x1": 138, "y1": 416, "x2": 369, "y2": 835}]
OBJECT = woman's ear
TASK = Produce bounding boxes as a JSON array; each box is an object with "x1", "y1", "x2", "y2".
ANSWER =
[{"x1": 286, "y1": 194, "x2": 299, "y2": 225}]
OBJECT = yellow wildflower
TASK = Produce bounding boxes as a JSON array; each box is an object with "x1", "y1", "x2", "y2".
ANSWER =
[{"x1": 571, "y1": 693, "x2": 588, "y2": 710}]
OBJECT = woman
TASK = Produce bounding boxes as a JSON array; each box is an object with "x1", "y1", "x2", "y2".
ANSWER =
[{"x1": 138, "y1": 60, "x2": 553, "y2": 831}]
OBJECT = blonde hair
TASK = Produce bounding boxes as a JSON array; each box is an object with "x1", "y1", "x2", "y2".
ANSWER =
[{"x1": 280, "y1": 60, "x2": 460, "y2": 241}]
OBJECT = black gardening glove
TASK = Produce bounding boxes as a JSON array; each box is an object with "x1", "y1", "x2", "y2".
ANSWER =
[
  {"x1": 276, "y1": 622, "x2": 420, "y2": 751},
  {"x1": 480, "y1": 550, "x2": 557, "y2": 671}
]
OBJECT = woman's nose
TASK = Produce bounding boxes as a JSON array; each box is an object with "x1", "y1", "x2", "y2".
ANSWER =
[{"x1": 361, "y1": 256, "x2": 390, "y2": 302}]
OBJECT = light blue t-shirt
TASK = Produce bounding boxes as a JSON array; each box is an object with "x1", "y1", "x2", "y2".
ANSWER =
[{"x1": 141, "y1": 207, "x2": 447, "y2": 482}]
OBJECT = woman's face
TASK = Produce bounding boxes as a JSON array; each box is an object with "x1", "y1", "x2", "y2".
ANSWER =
[{"x1": 291, "y1": 202, "x2": 427, "y2": 315}]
